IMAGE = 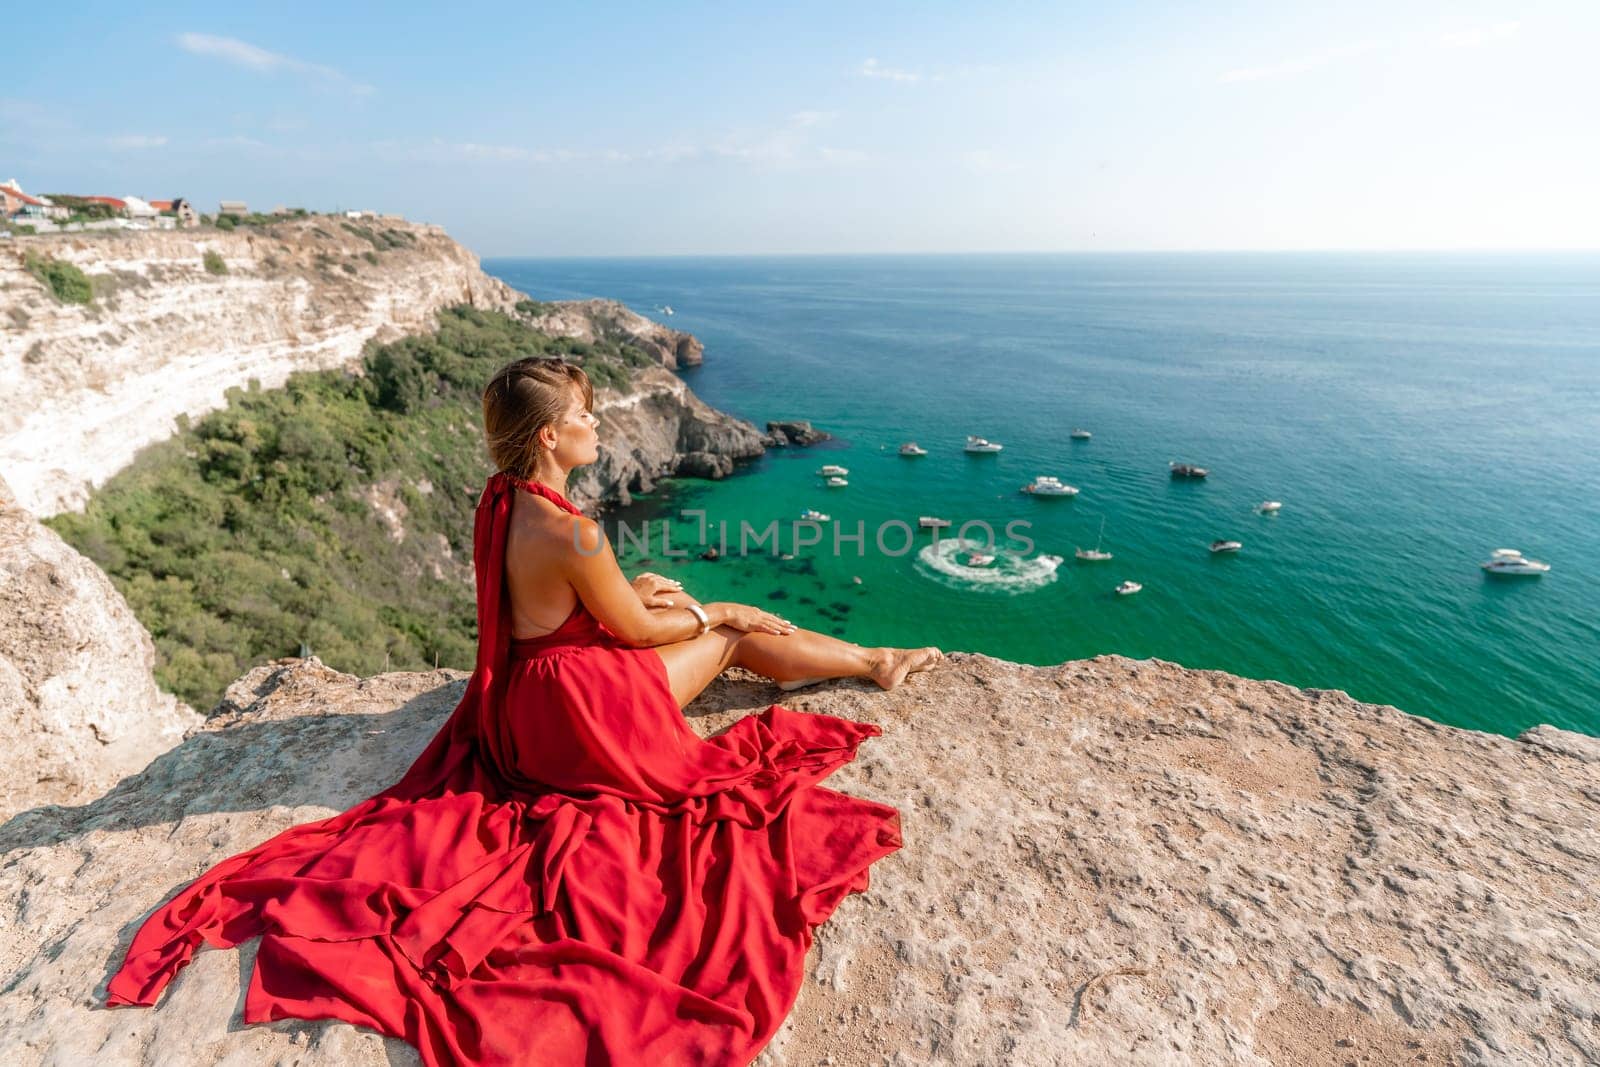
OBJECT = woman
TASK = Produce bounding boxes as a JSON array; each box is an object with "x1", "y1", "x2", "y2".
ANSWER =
[{"x1": 107, "y1": 356, "x2": 942, "y2": 1066}]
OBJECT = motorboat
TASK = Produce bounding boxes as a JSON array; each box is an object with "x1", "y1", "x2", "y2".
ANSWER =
[
  {"x1": 1209, "y1": 540, "x2": 1242, "y2": 554},
  {"x1": 1481, "y1": 548, "x2": 1551, "y2": 575},
  {"x1": 1070, "y1": 429, "x2": 1092, "y2": 440},
  {"x1": 964, "y1": 435, "x2": 1003, "y2": 453},
  {"x1": 1258, "y1": 500, "x2": 1283, "y2": 513},
  {"x1": 898, "y1": 442, "x2": 928, "y2": 457},
  {"x1": 817, "y1": 465, "x2": 850, "y2": 477},
  {"x1": 1076, "y1": 517, "x2": 1113, "y2": 561},
  {"x1": 964, "y1": 552, "x2": 996, "y2": 567},
  {"x1": 1021, "y1": 475, "x2": 1079, "y2": 497},
  {"x1": 661, "y1": 305, "x2": 675, "y2": 316},
  {"x1": 1115, "y1": 581, "x2": 1142, "y2": 596},
  {"x1": 1170, "y1": 462, "x2": 1209, "y2": 479},
  {"x1": 825, "y1": 476, "x2": 848, "y2": 488},
  {"x1": 918, "y1": 516, "x2": 952, "y2": 529},
  {"x1": 799, "y1": 509, "x2": 829, "y2": 522}
]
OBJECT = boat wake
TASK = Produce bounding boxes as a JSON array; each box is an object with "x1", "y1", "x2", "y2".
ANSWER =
[{"x1": 914, "y1": 538, "x2": 1063, "y2": 594}]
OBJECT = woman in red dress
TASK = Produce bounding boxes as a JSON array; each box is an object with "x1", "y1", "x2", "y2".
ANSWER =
[{"x1": 106, "y1": 356, "x2": 942, "y2": 1066}]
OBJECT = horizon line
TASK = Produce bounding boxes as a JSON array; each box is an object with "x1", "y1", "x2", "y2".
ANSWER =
[{"x1": 478, "y1": 246, "x2": 1600, "y2": 261}]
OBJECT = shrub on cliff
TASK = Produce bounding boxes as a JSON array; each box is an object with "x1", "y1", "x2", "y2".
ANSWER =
[
  {"x1": 25, "y1": 252, "x2": 93, "y2": 305},
  {"x1": 203, "y1": 250, "x2": 228, "y2": 275},
  {"x1": 46, "y1": 307, "x2": 642, "y2": 711}
]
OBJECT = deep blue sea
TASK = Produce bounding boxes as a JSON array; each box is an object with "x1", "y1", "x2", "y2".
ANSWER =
[{"x1": 485, "y1": 254, "x2": 1600, "y2": 738}]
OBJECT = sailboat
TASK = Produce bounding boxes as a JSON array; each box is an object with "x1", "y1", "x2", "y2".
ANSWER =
[{"x1": 1075, "y1": 517, "x2": 1113, "y2": 561}]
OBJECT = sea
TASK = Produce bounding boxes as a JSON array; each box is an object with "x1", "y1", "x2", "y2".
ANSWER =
[{"x1": 485, "y1": 254, "x2": 1600, "y2": 739}]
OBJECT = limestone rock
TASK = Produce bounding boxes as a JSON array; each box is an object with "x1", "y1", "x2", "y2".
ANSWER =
[
  {"x1": 3, "y1": 653, "x2": 1597, "y2": 1064},
  {"x1": 520, "y1": 298, "x2": 703, "y2": 369},
  {"x1": 0, "y1": 218, "x2": 521, "y2": 518},
  {"x1": 564, "y1": 367, "x2": 766, "y2": 512},
  {"x1": 765, "y1": 420, "x2": 833, "y2": 447},
  {"x1": 0, "y1": 476, "x2": 200, "y2": 821}
]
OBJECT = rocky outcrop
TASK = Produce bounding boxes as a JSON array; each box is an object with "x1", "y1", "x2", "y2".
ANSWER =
[
  {"x1": 764, "y1": 420, "x2": 833, "y2": 448},
  {"x1": 0, "y1": 218, "x2": 521, "y2": 518},
  {"x1": 0, "y1": 474, "x2": 199, "y2": 821},
  {"x1": 2, "y1": 653, "x2": 1596, "y2": 1065},
  {"x1": 522, "y1": 298, "x2": 704, "y2": 369},
  {"x1": 568, "y1": 366, "x2": 767, "y2": 510}
]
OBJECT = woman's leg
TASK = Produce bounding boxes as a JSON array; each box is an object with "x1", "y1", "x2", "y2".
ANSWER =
[{"x1": 653, "y1": 623, "x2": 942, "y2": 709}]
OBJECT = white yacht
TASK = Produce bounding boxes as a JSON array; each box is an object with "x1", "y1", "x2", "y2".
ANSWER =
[
  {"x1": 898, "y1": 442, "x2": 928, "y2": 457},
  {"x1": 1070, "y1": 429, "x2": 1092, "y2": 440},
  {"x1": 1021, "y1": 475, "x2": 1079, "y2": 497},
  {"x1": 964, "y1": 435, "x2": 1003, "y2": 453},
  {"x1": 817, "y1": 464, "x2": 850, "y2": 477},
  {"x1": 918, "y1": 516, "x2": 952, "y2": 529},
  {"x1": 1258, "y1": 500, "x2": 1283, "y2": 513},
  {"x1": 1481, "y1": 549, "x2": 1551, "y2": 575},
  {"x1": 1115, "y1": 580, "x2": 1142, "y2": 596},
  {"x1": 799, "y1": 509, "x2": 829, "y2": 522},
  {"x1": 1170, "y1": 461, "x2": 1209, "y2": 479},
  {"x1": 964, "y1": 552, "x2": 996, "y2": 567},
  {"x1": 1209, "y1": 540, "x2": 1243, "y2": 554},
  {"x1": 661, "y1": 305, "x2": 675, "y2": 316},
  {"x1": 825, "y1": 476, "x2": 848, "y2": 488},
  {"x1": 1076, "y1": 517, "x2": 1113, "y2": 561}
]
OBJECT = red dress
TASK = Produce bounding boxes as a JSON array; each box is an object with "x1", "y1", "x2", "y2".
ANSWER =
[{"x1": 106, "y1": 473, "x2": 901, "y2": 1066}]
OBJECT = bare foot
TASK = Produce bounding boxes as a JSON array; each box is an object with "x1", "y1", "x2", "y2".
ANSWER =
[{"x1": 869, "y1": 646, "x2": 945, "y2": 691}]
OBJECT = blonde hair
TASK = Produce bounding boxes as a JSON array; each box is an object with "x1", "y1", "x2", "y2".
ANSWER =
[{"x1": 482, "y1": 358, "x2": 594, "y2": 480}]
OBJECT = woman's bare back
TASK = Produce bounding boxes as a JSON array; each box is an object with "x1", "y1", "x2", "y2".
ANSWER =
[{"x1": 505, "y1": 492, "x2": 583, "y2": 639}]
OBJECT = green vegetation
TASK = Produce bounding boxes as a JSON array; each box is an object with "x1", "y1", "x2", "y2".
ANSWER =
[
  {"x1": 214, "y1": 214, "x2": 236, "y2": 231},
  {"x1": 515, "y1": 298, "x2": 553, "y2": 316},
  {"x1": 363, "y1": 251, "x2": 380, "y2": 266},
  {"x1": 25, "y1": 252, "x2": 93, "y2": 305},
  {"x1": 203, "y1": 250, "x2": 228, "y2": 275},
  {"x1": 43, "y1": 195, "x2": 120, "y2": 221},
  {"x1": 46, "y1": 307, "x2": 638, "y2": 712}
]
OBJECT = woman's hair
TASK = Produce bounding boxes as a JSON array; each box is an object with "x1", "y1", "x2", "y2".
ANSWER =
[{"x1": 482, "y1": 357, "x2": 594, "y2": 479}]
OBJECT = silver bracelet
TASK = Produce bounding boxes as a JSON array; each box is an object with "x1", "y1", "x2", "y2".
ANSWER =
[{"x1": 685, "y1": 602, "x2": 710, "y2": 636}]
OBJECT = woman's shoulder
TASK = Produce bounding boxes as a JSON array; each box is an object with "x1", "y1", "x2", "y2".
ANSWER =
[{"x1": 510, "y1": 499, "x2": 603, "y2": 561}]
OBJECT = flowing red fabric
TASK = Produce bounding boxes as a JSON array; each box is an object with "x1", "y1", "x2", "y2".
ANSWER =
[{"x1": 106, "y1": 472, "x2": 901, "y2": 1066}]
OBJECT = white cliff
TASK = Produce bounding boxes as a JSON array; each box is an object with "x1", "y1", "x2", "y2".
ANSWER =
[{"x1": 0, "y1": 218, "x2": 519, "y2": 517}]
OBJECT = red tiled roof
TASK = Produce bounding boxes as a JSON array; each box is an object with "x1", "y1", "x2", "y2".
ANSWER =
[
  {"x1": 85, "y1": 196, "x2": 126, "y2": 209},
  {"x1": 4, "y1": 186, "x2": 46, "y2": 206},
  {"x1": 148, "y1": 200, "x2": 174, "y2": 211}
]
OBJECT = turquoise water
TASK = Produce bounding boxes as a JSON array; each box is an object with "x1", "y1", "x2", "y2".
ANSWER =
[{"x1": 485, "y1": 254, "x2": 1600, "y2": 738}]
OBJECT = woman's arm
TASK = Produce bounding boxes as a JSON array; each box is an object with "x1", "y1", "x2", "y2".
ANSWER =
[{"x1": 564, "y1": 516, "x2": 792, "y2": 646}]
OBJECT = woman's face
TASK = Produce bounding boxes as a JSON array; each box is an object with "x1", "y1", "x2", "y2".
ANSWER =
[{"x1": 543, "y1": 385, "x2": 601, "y2": 469}]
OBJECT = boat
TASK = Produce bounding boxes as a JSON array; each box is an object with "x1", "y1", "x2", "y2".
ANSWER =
[
  {"x1": 1070, "y1": 429, "x2": 1092, "y2": 440},
  {"x1": 799, "y1": 509, "x2": 829, "y2": 522},
  {"x1": 1076, "y1": 517, "x2": 1113, "y2": 561},
  {"x1": 1480, "y1": 548, "x2": 1551, "y2": 575},
  {"x1": 661, "y1": 305, "x2": 675, "y2": 316},
  {"x1": 918, "y1": 516, "x2": 952, "y2": 529},
  {"x1": 1209, "y1": 540, "x2": 1242, "y2": 554},
  {"x1": 964, "y1": 435, "x2": 1003, "y2": 453},
  {"x1": 825, "y1": 476, "x2": 848, "y2": 488},
  {"x1": 1258, "y1": 500, "x2": 1283, "y2": 513},
  {"x1": 1020, "y1": 475, "x2": 1080, "y2": 497},
  {"x1": 964, "y1": 552, "x2": 995, "y2": 567},
  {"x1": 1170, "y1": 462, "x2": 1209, "y2": 479},
  {"x1": 1115, "y1": 581, "x2": 1142, "y2": 596},
  {"x1": 817, "y1": 465, "x2": 850, "y2": 477},
  {"x1": 898, "y1": 442, "x2": 928, "y2": 457}
]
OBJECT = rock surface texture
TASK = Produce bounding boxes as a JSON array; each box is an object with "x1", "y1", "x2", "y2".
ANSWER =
[
  {"x1": 2, "y1": 653, "x2": 1596, "y2": 1065},
  {"x1": 522, "y1": 297, "x2": 705, "y2": 369},
  {"x1": 0, "y1": 474, "x2": 199, "y2": 821}
]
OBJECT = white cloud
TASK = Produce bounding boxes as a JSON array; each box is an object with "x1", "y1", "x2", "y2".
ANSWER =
[
  {"x1": 860, "y1": 58, "x2": 921, "y2": 83},
  {"x1": 106, "y1": 134, "x2": 168, "y2": 150},
  {"x1": 1219, "y1": 40, "x2": 1389, "y2": 84},
  {"x1": 176, "y1": 32, "x2": 374, "y2": 96},
  {"x1": 1439, "y1": 20, "x2": 1521, "y2": 49}
]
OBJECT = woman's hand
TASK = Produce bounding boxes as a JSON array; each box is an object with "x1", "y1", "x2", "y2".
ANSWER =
[
  {"x1": 631, "y1": 572, "x2": 682, "y2": 609},
  {"x1": 713, "y1": 602, "x2": 797, "y2": 636}
]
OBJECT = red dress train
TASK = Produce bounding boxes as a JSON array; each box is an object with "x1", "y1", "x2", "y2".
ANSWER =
[{"x1": 105, "y1": 473, "x2": 901, "y2": 1066}]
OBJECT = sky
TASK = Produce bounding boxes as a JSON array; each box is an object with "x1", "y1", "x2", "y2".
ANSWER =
[{"x1": 4, "y1": 1, "x2": 1598, "y2": 256}]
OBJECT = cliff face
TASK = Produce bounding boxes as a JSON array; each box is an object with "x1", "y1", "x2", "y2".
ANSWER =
[
  {"x1": 0, "y1": 475, "x2": 199, "y2": 821},
  {"x1": 1, "y1": 654, "x2": 1596, "y2": 1065},
  {"x1": 0, "y1": 218, "x2": 520, "y2": 518},
  {"x1": 524, "y1": 298, "x2": 705, "y2": 370}
]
